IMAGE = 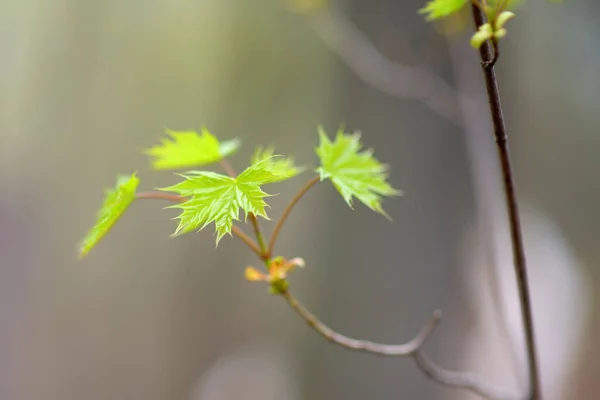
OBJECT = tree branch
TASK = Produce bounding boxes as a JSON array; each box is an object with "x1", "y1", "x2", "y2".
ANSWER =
[
  {"x1": 268, "y1": 175, "x2": 320, "y2": 255},
  {"x1": 470, "y1": 5, "x2": 540, "y2": 400},
  {"x1": 412, "y1": 351, "x2": 524, "y2": 400},
  {"x1": 282, "y1": 287, "x2": 521, "y2": 400},
  {"x1": 446, "y1": 37, "x2": 526, "y2": 390},
  {"x1": 308, "y1": 8, "x2": 463, "y2": 125},
  {"x1": 281, "y1": 289, "x2": 441, "y2": 355}
]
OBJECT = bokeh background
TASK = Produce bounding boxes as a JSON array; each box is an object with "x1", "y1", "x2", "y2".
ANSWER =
[{"x1": 0, "y1": 0, "x2": 597, "y2": 399}]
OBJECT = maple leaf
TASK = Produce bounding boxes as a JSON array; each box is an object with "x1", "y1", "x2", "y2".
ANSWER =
[
  {"x1": 145, "y1": 128, "x2": 240, "y2": 170},
  {"x1": 78, "y1": 173, "x2": 139, "y2": 258},
  {"x1": 315, "y1": 127, "x2": 401, "y2": 218},
  {"x1": 161, "y1": 157, "x2": 295, "y2": 245},
  {"x1": 251, "y1": 146, "x2": 304, "y2": 183}
]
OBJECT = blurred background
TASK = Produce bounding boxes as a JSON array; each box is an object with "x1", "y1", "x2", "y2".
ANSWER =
[{"x1": 0, "y1": 0, "x2": 597, "y2": 399}]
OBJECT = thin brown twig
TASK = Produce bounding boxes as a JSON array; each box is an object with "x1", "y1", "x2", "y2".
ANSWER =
[
  {"x1": 220, "y1": 158, "x2": 237, "y2": 178},
  {"x1": 268, "y1": 175, "x2": 320, "y2": 255},
  {"x1": 231, "y1": 225, "x2": 263, "y2": 257},
  {"x1": 136, "y1": 191, "x2": 185, "y2": 203},
  {"x1": 412, "y1": 351, "x2": 524, "y2": 400},
  {"x1": 281, "y1": 289, "x2": 442, "y2": 355},
  {"x1": 135, "y1": 191, "x2": 262, "y2": 257},
  {"x1": 471, "y1": 5, "x2": 540, "y2": 400},
  {"x1": 249, "y1": 213, "x2": 269, "y2": 260},
  {"x1": 446, "y1": 36, "x2": 525, "y2": 391}
]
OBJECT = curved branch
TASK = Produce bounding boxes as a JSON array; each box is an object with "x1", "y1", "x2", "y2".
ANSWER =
[
  {"x1": 281, "y1": 289, "x2": 441, "y2": 355},
  {"x1": 283, "y1": 288, "x2": 521, "y2": 400},
  {"x1": 308, "y1": 9, "x2": 463, "y2": 125},
  {"x1": 412, "y1": 351, "x2": 524, "y2": 400}
]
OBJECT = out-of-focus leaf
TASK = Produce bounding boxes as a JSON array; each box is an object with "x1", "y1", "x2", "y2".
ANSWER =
[
  {"x1": 145, "y1": 128, "x2": 240, "y2": 170},
  {"x1": 79, "y1": 173, "x2": 139, "y2": 258}
]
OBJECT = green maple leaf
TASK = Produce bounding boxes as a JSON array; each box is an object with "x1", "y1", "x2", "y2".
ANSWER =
[
  {"x1": 251, "y1": 146, "x2": 304, "y2": 182},
  {"x1": 78, "y1": 173, "x2": 140, "y2": 258},
  {"x1": 315, "y1": 127, "x2": 401, "y2": 218},
  {"x1": 419, "y1": 0, "x2": 467, "y2": 20},
  {"x1": 145, "y1": 128, "x2": 240, "y2": 170},
  {"x1": 161, "y1": 157, "x2": 294, "y2": 245}
]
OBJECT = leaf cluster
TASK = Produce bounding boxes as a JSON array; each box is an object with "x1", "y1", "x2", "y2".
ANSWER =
[{"x1": 79, "y1": 127, "x2": 400, "y2": 257}]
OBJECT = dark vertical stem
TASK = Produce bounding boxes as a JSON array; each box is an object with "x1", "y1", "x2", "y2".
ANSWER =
[{"x1": 470, "y1": 5, "x2": 541, "y2": 400}]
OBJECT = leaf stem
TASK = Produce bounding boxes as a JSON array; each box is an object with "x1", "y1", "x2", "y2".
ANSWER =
[
  {"x1": 136, "y1": 191, "x2": 185, "y2": 202},
  {"x1": 471, "y1": 5, "x2": 540, "y2": 400},
  {"x1": 220, "y1": 158, "x2": 237, "y2": 178},
  {"x1": 231, "y1": 225, "x2": 263, "y2": 258},
  {"x1": 268, "y1": 175, "x2": 320, "y2": 255},
  {"x1": 249, "y1": 213, "x2": 269, "y2": 261},
  {"x1": 135, "y1": 191, "x2": 262, "y2": 257},
  {"x1": 281, "y1": 289, "x2": 441, "y2": 355}
]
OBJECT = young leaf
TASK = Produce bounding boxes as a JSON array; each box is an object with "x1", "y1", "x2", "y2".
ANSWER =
[
  {"x1": 496, "y1": 10, "x2": 516, "y2": 29},
  {"x1": 161, "y1": 157, "x2": 290, "y2": 245},
  {"x1": 78, "y1": 173, "x2": 140, "y2": 258},
  {"x1": 251, "y1": 146, "x2": 304, "y2": 183},
  {"x1": 470, "y1": 23, "x2": 494, "y2": 48},
  {"x1": 315, "y1": 127, "x2": 401, "y2": 218},
  {"x1": 145, "y1": 128, "x2": 240, "y2": 170},
  {"x1": 419, "y1": 0, "x2": 467, "y2": 21}
]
